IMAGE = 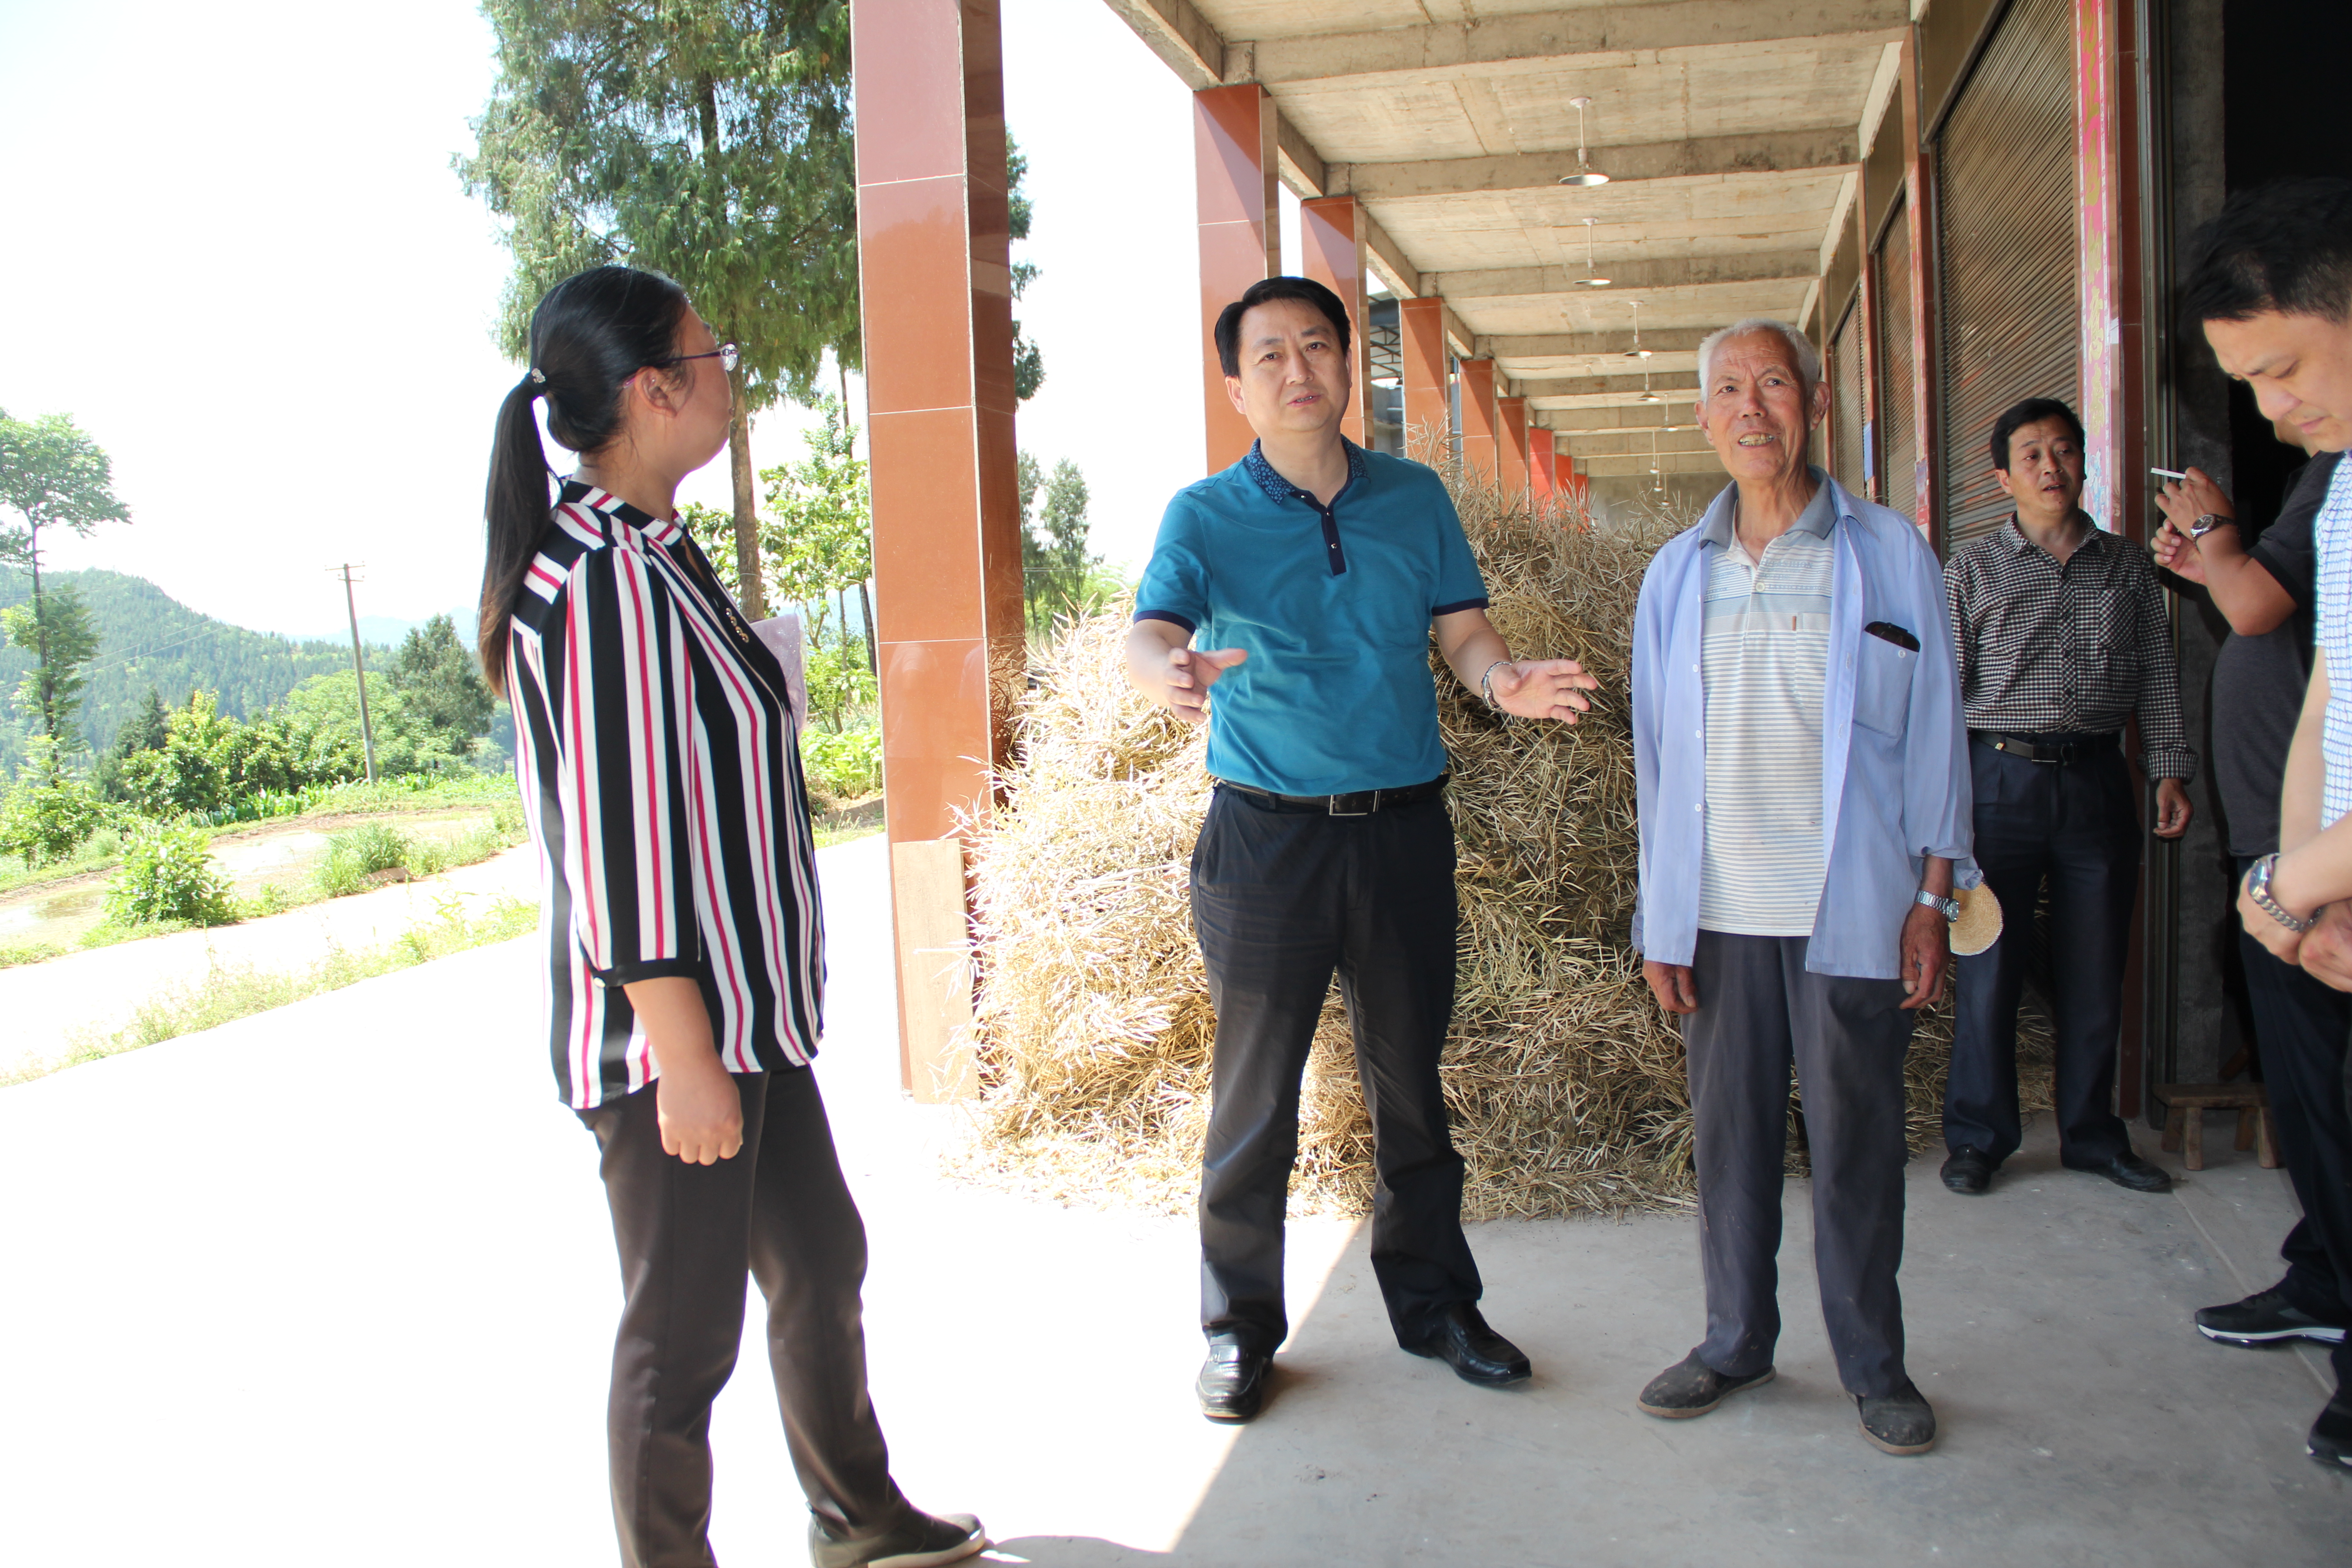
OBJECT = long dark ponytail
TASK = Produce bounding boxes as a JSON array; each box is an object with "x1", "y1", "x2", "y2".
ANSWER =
[{"x1": 479, "y1": 265, "x2": 692, "y2": 695}]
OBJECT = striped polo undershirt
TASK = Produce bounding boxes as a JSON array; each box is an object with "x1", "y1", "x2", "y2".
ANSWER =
[{"x1": 1697, "y1": 487, "x2": 1837, "y2": 937}]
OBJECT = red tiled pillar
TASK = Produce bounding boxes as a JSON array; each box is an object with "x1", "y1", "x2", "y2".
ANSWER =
[
  {"x1": 1458, "y1": 358, "x2": 1499, "y2": 487},
  {"x1": 1300, "y1": 195, "x2": 1371, "y2": 447},
  {"x1": 853, "y1": 0, "x2": 1023, "y2": 1095},
  {"x1": 1497, "y1": 395, "x2": 1529, "y2": 500},
  {"x1": 1399, "y1": 297, "x2": 1450, "y2": 467},
  {"x1": 1528, "y1": 426, "x2": 1557, "y2": 505},
  {"x1": 1196, "y1": 85, "x2": 1279, "y2": 473}
]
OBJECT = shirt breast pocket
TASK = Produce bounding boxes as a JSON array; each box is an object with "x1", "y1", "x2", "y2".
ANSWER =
[
  {"x1": 1854, "y1": 633, "x2": 1916, "y2": 739},
  {"x1": 2090, "y1": 585, "x2": 2135, "y2": 652}
]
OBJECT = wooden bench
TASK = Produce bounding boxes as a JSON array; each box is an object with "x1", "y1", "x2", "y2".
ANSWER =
[{"x1": 2153, "y1": 1083, "x2": 2279, "y2": 1172}]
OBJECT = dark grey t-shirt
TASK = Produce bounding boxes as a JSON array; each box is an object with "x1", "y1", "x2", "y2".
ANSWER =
[{"x1": 2213, "y1": 451, "x2": 2342, "y2": 857}]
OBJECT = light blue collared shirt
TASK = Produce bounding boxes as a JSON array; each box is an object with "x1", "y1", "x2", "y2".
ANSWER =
[{"x1": 1632, "y1": 472, "x2": 1977, "y2": 980}]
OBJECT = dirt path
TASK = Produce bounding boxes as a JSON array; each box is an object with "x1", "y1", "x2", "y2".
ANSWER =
[{"x1": 0, "y1": 843, "x2": 539, "y2": 1082}]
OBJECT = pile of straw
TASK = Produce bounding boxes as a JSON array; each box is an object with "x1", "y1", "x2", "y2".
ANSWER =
[{"x1": 960, "y1": 480, "x2": 2049, "y2": 1218}]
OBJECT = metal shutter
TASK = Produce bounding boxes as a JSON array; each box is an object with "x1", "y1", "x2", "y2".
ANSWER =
[
  {"x1": 1830, "y1": 292, "x2": 1867, "y2": 498},
  {"x1": 1935, "y1": 0, "x2": 2078, "y2": 549},
  {"x1": 1875, "y1": 206, "x2": 1916, "y2": 522}
]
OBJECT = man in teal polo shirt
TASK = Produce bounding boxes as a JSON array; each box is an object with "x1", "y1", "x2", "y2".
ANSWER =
[{"x1": 1127, "y1": 275, "x2": 1599, "y2": 1423}]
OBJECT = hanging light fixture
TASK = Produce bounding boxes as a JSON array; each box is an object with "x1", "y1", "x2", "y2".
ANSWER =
[
  {"x1": 1559, "y1": 97, "x2": 1610, "y2": 186},
  {"x1": 1638, "y1": 364, "x2": 1661, "y2": 403},
  {"x1": 1576, "y1": 218, "x2": 1610, "y2": 285},
  {"x1": 1623, "y1": 299, "x2": 1652, "y2": 360}
]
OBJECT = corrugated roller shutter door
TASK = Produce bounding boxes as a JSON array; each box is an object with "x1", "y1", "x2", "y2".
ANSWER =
[
  {"x1": 1876, "y1": 209, "x2": 1916, "y2": 521},
  {"x1": 1831, "y1": 294, "x2": 1867, "y2": 498},
  {"x1": 1935, "y1": 0, "x2": 2078, "y2": 549}
]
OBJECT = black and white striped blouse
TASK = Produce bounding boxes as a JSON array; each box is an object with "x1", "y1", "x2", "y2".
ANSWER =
[{"x1": 507, "y1": 480, "x2": 823, "y2": 1108}]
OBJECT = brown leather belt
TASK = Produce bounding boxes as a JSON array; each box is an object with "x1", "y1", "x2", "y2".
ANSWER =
[{"x1": 1216, "y1": 774, "x2": 1449, "y2": 817}]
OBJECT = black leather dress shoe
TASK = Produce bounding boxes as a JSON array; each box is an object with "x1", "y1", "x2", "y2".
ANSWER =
[
  {"x1": 2065, "y1": 1150, "x2": 2171, "y2": 1192},
  {"x1": 1940, "y1": 1147, "x2": 1993, "y2": 1195},
  {"x1": 1403, "y1": 1302, "x2": 1532, "y2": 1386},
  {"x1": 1196, "y1": 1342, "x2": 1271, "y2": 1423}
]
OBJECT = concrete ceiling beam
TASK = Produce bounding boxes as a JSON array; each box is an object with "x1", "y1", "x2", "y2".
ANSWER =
[
  {"x1": 1428, "y1": 251, "x2": 1820, "y2": 300},
  {"x1": 1235, "y1": 2, "x2": 1910, "y2": 87},
  {"x1": 1100, "y1": 0, "x2": 1225, "y2": 90},
  {"x1": 1558, "y1": 428, "x2": 1716, "y2": 457},
  {"x1": 1574, "y1": 452, "x2": 1728, "y2": 477},
  {"x1": 1481, "y1": 327, "x2": 1710, "y2": 358},
  {"x1": 1547, "y1": 406, "x2": 1705, "y2": 433},
  {"x1": 1329, "y1": 129, "x2": 1860, "y2": 201},
  {"x1": 1508, "y1": 372, "x2": 1700, "y2": 401}
]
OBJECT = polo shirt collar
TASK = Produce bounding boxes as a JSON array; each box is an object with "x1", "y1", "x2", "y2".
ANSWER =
[
  {"x1": 1243, "y1": 437, "x2": 1367, "y2": 504},
  {"x1": 1699, "y1": 466, "x2": 1838, "y2": 549},
  {"x1": 1999, "y1": 510, "x2": 2109, "y2": 558},
  {"x1": 560, "y1": 476, "x2": 685, "y2": 547}
]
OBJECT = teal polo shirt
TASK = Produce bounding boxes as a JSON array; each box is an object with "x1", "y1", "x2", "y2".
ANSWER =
[{"x1": 1135, "y1": 439, "x2": 1490, "y2": 795}]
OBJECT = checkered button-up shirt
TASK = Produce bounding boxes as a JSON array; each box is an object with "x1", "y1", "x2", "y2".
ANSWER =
[{"x1": 1944, "y1": 516, "x2": 2195, "y2": 781}]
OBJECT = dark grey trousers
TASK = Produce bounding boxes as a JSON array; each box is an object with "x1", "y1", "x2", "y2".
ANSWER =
[
  {"x1": 578, "y1": 1068, "x2": 906, "y2": 1568},
  {"x1": 1682, "y1": 929, "x2": 1916, "y2": 1398}
]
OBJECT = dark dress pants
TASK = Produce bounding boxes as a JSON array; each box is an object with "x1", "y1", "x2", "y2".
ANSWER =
[
  {"x1": 1947, "y1": 741, "x2": 2141, "y2": 1166},
  {"x1": 1191, "y1": 786, "x2": 1484, "y2": 1355},
  {"x1": 1682, "y1": 930, "x2": 1916, "y2": 1398},
  {"x1": 2234, "y1": 863, "x2": 2352, "y2": 1394},
  {"x1": 579, "y1": 1067, "x2": 905, "y2": 1568}
]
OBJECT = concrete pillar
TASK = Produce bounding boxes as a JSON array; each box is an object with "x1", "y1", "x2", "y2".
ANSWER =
[
  {"x1": 1894, "y1": 32, "x2": 1937, "y2": 536},
  {"x1": 1458, "y1": 358, "x2": 1499, "y2": 487},
  {"x1": 852, "y1": 0, "x2": 1024, "y2": 1098},
  {"x1": 1497, "y1": 395, "x2": 1529, "y2": 500},
  {"x1": 1398, "y1": 297, "x2": 1450, "y2": 466},
  {"x1": 1300, "y1": 195, "x2": 1371, "y2": 447},
  {"x1": 1528, "y1": 426, "x2": 1557, "y2": 505},
  {"x1": 1196, "y1": 84, "x2": 1279, "y2": 473}
]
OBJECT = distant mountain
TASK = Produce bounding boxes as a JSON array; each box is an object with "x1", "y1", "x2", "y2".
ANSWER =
[
  {"x1": 0, "y1": 568, "x2": 393, "y2": 771},
  {"x1": 279, "y1": 610, "x2": 479, "y2": 648}
]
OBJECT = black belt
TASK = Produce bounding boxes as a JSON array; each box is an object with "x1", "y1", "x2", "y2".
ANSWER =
[
  {"x1": 1217, "y1": 774, "x2": 1449, "y2": 816},
  {"x1": 1970, "y1": 730, "x2": 2120, "y2": 765}
]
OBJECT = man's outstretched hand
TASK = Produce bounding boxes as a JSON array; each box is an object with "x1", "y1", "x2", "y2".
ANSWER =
[
  {"x1": 1162, "y1": 646, "x2": 1248, "y2": 724},
  {"x1": 1644, "y1": 960, "x2": 1698, "y2": 1016},
  {"x1": 1489, "y1": 658, "x2": 1602, "y2": 722}
]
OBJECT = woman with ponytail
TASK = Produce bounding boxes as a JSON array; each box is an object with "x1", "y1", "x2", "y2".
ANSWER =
[{"x1": 484, "y1": 266, "x2": 984, "y2": 1568}]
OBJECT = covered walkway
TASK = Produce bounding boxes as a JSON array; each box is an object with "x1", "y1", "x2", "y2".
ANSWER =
[{"x1": 0, "y1": 836, "x2": 2340, "y2": 1565}]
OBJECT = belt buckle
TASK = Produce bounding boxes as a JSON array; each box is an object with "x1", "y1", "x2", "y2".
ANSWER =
[{"x1": 1328, "y1": 791, "x2": 1373, "y2": 817}]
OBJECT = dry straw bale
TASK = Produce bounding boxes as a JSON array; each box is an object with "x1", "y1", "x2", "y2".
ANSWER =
[{"x1": 960, "y1": 476, "x2": 2048, "y2": 1217}]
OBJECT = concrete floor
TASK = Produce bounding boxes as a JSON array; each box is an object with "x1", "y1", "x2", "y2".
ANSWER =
[{"x1": 0, "y1": 833, "x2": 2343, "y2": 1566}]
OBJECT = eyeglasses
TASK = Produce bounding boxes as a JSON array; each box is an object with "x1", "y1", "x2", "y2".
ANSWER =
[{"x1": 677, "y1": 343, "x2": 740, "y2": 374}]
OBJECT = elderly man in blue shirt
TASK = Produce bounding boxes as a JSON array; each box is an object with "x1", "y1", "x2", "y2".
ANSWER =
[
  {"x1": 1630, "y1": 317, "x2": 1974, "y2": 1457},
  {"x1": 1128, "y1": 275, "x2": 1599, "y2": 1424}
]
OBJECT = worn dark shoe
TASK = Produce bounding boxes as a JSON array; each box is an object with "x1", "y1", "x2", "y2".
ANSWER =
[
  {"x1": 1940, "y1": 1147, "x2": 1994, "y2": 1195},
  {"x1": 1402, "y1": 1301, "x2": 1532, "y2": 1386},
  {"x1": 2065, "y1": 1150, "x2": 2171, "y2": 1192},
  {"x1": 808, "y1": 1509, "x2": 986, "y2": 1568},
  {"x1": 2197, "y1": 1286, "x2": 2349, "y2": 1347},
  {"x1": 2309, "y1": 1397, "x2": 2352, "y2": 1470},
  {"x1": 1635, "y1": 1349, "x2": 1775, "y2": 1418},
  {"x1": 1196, "y1": 1341, "x2": 1272, "y2": 1423},
  {"x1": 1857, "y1": 1379, "x2": 1937, "y2": 1455}
]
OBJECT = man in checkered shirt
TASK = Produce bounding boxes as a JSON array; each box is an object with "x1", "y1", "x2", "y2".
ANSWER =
[{"x1": 1939, "y1": 397, "x2": 2193, "y2": 1202}]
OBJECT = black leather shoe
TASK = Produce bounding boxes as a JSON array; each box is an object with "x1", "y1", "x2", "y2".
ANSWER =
[
  {"x1": 1402, "y1": 1301, "x2": 1532, "y2": 1386},
  {"x1": 2310, "y1": 1396, "x2": 2352, "y2": 1470},
  {"x1": 1636, "y1": 1349, "x2": 1775, "y2": 1418},
  {"x1": 2065, "y1": 1150, "x2": 2171, "y2": 1192},
  {"x1": 808, "y1": 1509, "x2": 987, "y2": 1568},
  {"x1": 1196, "y1": 1342, "x2": 1271, "y2": 1423},
  {"x1": 1940, "y1": 1147, "x2": 1994, "y2": 1195},
  {"x1": 1857, "y1": 1378, "x2": 1937, "y2": 1456}
]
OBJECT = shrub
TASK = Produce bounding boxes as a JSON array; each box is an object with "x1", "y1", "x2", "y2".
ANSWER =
[
  {"x1": 802, "y1": 726, "x2": 883, "y2": 804},
  {"x1": 0, "y1": 775, "x2": 115, "y2": 867},
  {"x1": 315, "y1": 823, "x2": 412, "y2": 897},
  {"x1": 104, "y1": 828, "x2": 235, "y2": 926}
]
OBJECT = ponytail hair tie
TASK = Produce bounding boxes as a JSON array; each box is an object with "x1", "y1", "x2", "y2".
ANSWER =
[{"x1": 527, "y1": 368, "x2": 547, "y2": 386}]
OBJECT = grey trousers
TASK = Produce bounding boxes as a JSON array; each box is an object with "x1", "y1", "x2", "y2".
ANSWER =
[{"x1": 1682, "y1": 929, "x2": 1916, "y2": 1398}]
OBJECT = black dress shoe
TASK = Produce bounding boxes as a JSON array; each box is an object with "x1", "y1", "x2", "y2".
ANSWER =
[
  {"x1": 1635, "y1": 1349, "x2": 1774, "y2": 1418},
  {"x1": 1196, "y1": 1342, "x2": 1271, "y2": 1423},
  {"x1": 1857, "y1": 1379, "x2": 1937, "y2": 1456},
  {"x1": 1940, "y1": 1147, "x2": 1993, "y2": 1195},
  {"x1": 1403, "y1": 1301, "x2": 1531, "y2": 1386},
  {"x1": 2065, "y1": 1150, "x2": 2171, "y2": 1192}
]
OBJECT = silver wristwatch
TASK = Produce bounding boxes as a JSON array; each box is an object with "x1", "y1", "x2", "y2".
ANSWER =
[
  {"x1": 2187, "y1": 513, "x2": 2232, "y2": 539},
  {"x1": 2246, "y1": 853, "x2": 2315, "y2": 933},
  {"x1": 1914, "y1": 888, "x2": 1960, "y2": 921}
]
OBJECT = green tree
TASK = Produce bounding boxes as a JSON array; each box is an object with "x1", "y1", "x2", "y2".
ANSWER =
[
  {"x1": 2, "y1": 585, "x2": 99, "y2": 777},
  {"x1": 1008, "y1": 133, "x2": 1043, "y2": 402},
  {"x1": 93, "y1": 685, "x2": 170, "y2": 802},
  {"x1": 0, "y1": 410, "x2": 131, "y2": 776},
  {"x1": 390, "y1": 613, "x2": 495, "y2": 754},
  {"x1": 1018, "y1": 455, "x2": 1102, "y2": 638},
  {"x1": 459, "y1": 0, "x2": 860, "y2": 625}
]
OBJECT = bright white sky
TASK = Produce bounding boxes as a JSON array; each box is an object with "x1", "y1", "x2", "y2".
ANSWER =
[{"x1": 0, "y1": 0, "x2": 1208, "y2": 639}]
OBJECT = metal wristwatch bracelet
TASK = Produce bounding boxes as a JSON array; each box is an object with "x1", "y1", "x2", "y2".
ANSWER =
[
  {"x1": 1914, "y1": 888, "x2": 1960, "y2": 921},
  {"x1": 2246, "y1": 853, "x2": 2315, "y2": 933}
]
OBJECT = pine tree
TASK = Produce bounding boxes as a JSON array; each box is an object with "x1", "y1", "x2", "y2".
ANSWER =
[
  {"x1": 390, "y1": 614, "x2": 495, "y2": 753},
  {"x1": 458, "y1": 0, "x2": 859, "y2": 624},
  {"x1": 1, "y1": 585, "x2": 99, "y2": 779}
]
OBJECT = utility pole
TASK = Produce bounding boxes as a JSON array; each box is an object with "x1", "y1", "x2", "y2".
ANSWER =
[{"x1": 329, "y1": 564, "x2": 378, "y2": 784}]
